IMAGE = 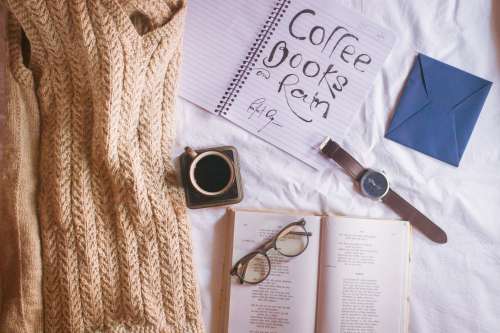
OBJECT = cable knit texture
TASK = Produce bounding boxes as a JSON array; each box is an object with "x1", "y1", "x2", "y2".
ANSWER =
[{"x1": 1, "y1": 0, "x2": 204, "y2": 332}]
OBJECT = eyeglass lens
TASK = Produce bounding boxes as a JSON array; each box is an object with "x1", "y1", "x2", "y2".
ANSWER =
[
  {"x1": 275, "y1": 224, "x2": 309, "y2": 257},
  {"x1": 237, "y1": 253, "x2": 270, "y2": 284}
]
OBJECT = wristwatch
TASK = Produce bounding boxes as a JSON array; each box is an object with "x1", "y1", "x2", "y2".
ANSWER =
[{"x1": 320, "y1": 137, "x2": 447, "y2": 244}]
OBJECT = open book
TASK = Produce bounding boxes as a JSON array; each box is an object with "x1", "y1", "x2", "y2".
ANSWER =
[{"x1": 220, "y1": 209, "x2": 411, "y2": 333}]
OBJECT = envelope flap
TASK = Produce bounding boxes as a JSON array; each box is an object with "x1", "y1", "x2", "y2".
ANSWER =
[
  {"x1": 387, "y1": 55, "x2": 431, "y2": 133},
  {"x1": 452, "y1": 82, "x2": 493, "y2": 160},
  {"x1": 419, "y1": 53, "x2": 491, "y2": 109},
  {"x1": 387, "y1": 102, "x2": 462, "y2": 166}
]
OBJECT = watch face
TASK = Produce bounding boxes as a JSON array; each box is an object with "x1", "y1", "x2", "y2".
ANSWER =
[{"x1": 360, "y1": 169, "x2": 389, "y2": 199}]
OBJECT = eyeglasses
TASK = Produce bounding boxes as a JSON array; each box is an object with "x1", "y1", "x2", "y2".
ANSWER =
[{"x1": 230, "y1": 218, "x2": 312, "y2": 284}]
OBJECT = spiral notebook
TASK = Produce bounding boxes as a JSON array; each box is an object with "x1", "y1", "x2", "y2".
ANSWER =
[{"x1": 180, "y1": 0, "x2": 395, "y2": 169}]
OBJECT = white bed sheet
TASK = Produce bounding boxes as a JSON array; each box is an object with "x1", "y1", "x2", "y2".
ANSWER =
[
  {"x1": 1, "y1": 1, "x2": 499, "y2": 332},
  {"x1": 176, "y1": 1, "x2": 500, "y2": 332}
]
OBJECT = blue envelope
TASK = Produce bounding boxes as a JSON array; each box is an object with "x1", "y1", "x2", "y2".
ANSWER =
[{"x1": 386, "y1": 53, "x2": 492, "y2": 166}]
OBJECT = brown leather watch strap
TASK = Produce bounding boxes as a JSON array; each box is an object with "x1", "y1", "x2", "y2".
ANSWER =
[
  {"x1": 320, "y1": 139, "x2": 365, "y2": 180},
  {"x1": 382, "y1": 189, "x2": 447, "y2": 244},
  {"x1": 320, "y1": 137, "x2": 447, "y2": 244}
]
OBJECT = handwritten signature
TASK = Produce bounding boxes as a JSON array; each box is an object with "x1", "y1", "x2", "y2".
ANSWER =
[{"x1": 247, "y1": 98, "x2": 283, "y2": 133}]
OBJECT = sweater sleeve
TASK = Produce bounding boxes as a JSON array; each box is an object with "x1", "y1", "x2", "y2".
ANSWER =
[{"x1": 0, "y1": 13, "x2": 44, "y2": 333}]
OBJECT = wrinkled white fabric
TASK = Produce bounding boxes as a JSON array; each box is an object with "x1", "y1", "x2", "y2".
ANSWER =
[
  {"x1": 175, "y1": 1, "x2": 500, "y2": 332},
  {"x1": 1, "y1": 1, "x2": 499, "y2": 332}
]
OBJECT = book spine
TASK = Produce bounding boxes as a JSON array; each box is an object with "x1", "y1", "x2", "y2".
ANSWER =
[{"x1": 214, "y1": 0, "x2": 292, "y2": 116}]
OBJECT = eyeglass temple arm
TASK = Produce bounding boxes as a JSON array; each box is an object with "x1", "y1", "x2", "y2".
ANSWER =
[
  {"x1": 230, "y1": 263, "x2": 247, "y2": 284},
  {"x1": 258, "y1": 229, "x2": 312, "y2": 250},
  {"x1": 290, "y1": 231, "x2": 312, "y2": 236}
]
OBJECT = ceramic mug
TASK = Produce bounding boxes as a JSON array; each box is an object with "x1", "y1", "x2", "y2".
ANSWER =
[{"x1": 185, "y1": 146, "x2": 236, "y2": 197}]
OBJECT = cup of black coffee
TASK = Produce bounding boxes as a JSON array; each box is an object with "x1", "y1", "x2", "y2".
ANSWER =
[
  {"x1": 187, "y1": 147, "x2": 235, "y2": 196},
  {"x1": 180, "y1": 146, "x2": 243, "y2": 209}
]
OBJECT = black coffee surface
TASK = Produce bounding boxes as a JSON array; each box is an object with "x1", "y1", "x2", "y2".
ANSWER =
[{"x1": 194, "y1": 154, "x2": 231, "y2": 193}]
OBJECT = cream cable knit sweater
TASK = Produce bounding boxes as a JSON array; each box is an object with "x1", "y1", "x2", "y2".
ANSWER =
[{"x1": 0, "y1": 1, "x2": 203, "y2": 332}]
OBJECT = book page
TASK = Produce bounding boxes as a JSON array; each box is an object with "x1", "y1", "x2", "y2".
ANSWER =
[
  {"x1": 316, "y1": 216, "x2": 410, "y2": 333},
  {"x1": 226, "y1": 210, "x2": 322, "y2": 333}
]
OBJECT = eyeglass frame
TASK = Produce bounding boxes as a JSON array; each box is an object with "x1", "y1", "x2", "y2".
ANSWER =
[{"x1": 230, "y1": 218, "x2": 312, "y2": 285}]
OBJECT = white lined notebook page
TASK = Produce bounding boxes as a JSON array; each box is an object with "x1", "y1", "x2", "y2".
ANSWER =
[
  {"x1": 180, "y1": 0, "x2": 395, "y2": 170},
  {"x1": 180, "y1": 0, "x2": 274, "y2": 112}
]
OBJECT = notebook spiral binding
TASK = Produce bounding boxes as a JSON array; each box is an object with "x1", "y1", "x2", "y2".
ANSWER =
[{"x1": 215, "y1": 0, "x2": 292, "y2": 116}]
